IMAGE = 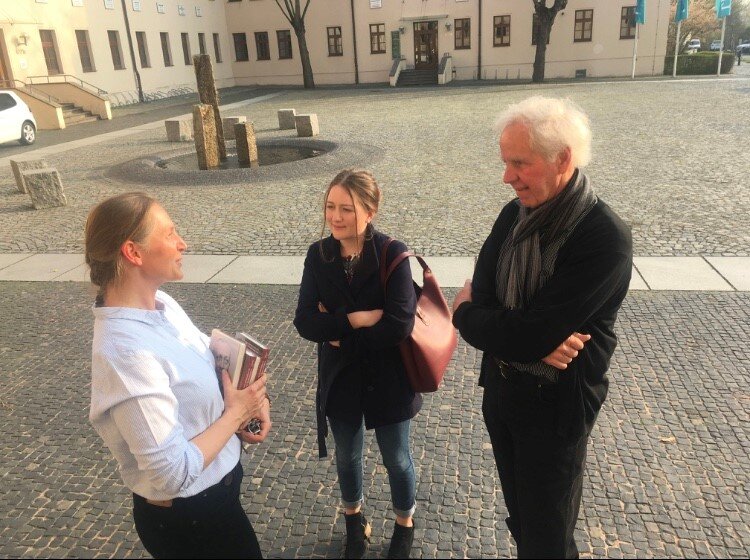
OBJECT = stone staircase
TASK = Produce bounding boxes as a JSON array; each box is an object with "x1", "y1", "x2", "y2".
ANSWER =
[
  {"x1": 396, "y1": 68, "x2": 438, "y2": 86},
  {"x1": 61, "y1": 103, "x2": 100, "y2": 126}
]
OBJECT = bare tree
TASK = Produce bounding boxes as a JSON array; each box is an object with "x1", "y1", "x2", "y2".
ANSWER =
[
  {"x1": 667, "y1": 0, "x2": 750, "y2": 53},
  {"x1": 531, "y1": 0, "x2": 568, "y2": 83},
  {"x1": 274, "y1": 0, "x2": 315, "y2": 88}
]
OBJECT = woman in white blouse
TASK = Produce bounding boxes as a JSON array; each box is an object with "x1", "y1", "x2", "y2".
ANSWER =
[{"x1": 86, "y1": 192, "x2": 270, "y2": 559}]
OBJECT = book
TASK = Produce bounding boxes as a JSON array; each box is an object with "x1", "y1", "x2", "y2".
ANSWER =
[
  {"x1": 209, "y1": 328, "x2": 271, "y2": 451},
  {"x1": 209, "y1": 328, "x2": 270, "y2": 390},
  {"x1": 209, "y1": 329, "x2": 247, "y2": 388}
]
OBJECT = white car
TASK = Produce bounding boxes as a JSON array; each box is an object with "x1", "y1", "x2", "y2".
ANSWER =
[
  {"x1": 686, "y1": 38, "x2": 701, "y2": 53},
  {"x1": 0, "y1": 90, "x2": 37, "y2": 145}
]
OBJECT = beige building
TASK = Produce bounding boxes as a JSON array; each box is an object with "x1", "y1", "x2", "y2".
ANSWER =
[
  {"x1": 227, "y1": 0, "x2": 670, "y2": 85},
  {"x1": 1, "y1": 0, "x2": 669, "y2": 125}
]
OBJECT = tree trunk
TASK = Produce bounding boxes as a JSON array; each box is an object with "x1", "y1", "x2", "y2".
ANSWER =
[
  {"x1": 532, "y1": 12, "x2": 553, "y2": 83},
  {"x1": 294, "y1": 21, "x2": 315, "y2": 89}
]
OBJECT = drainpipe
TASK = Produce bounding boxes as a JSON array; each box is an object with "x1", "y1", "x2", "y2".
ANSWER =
[
  {"x1": 477, "y1": 0, "x2": 482, "y2": 80},
  {"x1": 350, "y1": 0, "x2": 359, "y2": 84},
  {"x1": 119, "y1": 0, "x2": 144, "y2": 102}
]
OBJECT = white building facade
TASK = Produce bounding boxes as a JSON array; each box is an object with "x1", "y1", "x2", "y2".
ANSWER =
[{"x1": 1, "y1": 0, "x2": 670, "y2": 105}]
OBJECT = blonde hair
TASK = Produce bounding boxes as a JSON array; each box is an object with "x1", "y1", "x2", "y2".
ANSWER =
[
  {"x1": 493, "y1": 96, "x2": 592, "y2": 168},
  {"x1": 319, "y1": 169, "x2": 381, "y2": 260},
  {"x1": 84, "y1": 192, "x2": 156, "y2": 303}
]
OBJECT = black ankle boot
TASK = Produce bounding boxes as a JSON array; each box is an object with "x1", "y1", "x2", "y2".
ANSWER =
[
  {"x1": 387, "y1": 521, "x2": 415, "y2": 559},
  {"x1": 344, "y1": 511, "x2": 371, "y2": 559}
]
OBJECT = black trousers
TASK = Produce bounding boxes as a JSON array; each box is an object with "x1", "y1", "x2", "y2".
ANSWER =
[
  {"x1": 482, "y1": 366, "x2": 589, "y2": 559},
  {"x1": 132, "y1": 462, "x2": 263, "y2": 559}
]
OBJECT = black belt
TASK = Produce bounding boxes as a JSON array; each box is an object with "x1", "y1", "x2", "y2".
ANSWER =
[{"x1": 494, "y1": 357, "x2": 557, "y2": 387}]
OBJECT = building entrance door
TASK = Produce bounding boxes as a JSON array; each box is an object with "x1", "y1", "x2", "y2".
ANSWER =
[{"x1": 413, "y1": 21, "x2": 438, "y2": 69}]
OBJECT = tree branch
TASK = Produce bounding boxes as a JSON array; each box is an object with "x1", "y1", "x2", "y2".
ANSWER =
[
  {"x1": 301, "y1": 0, "x2": 312, "y2": 20},
  {"x1": 273, "y1": 0, "x2": 294, "y2": 25}
]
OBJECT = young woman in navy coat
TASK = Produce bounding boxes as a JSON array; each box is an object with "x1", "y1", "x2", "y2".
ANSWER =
[{"x1": 294, "y1": 169, "x2": 420, "y2": 559}]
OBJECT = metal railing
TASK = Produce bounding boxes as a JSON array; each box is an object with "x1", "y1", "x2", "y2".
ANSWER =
[
  {"x1": 0, "y1": 79, "x2": 62, "y2": 106},
  {"x1": 26, "y1": 74, "x2": 108, "y2": 97}
]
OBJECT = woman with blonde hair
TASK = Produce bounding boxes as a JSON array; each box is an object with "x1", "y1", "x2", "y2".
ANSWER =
[
  {"x1": 86, "y1": 192, "x2": 270, "y2": 559},
  {"x1": 294, "y1": 170, "x2": 420, "y2": 559}
]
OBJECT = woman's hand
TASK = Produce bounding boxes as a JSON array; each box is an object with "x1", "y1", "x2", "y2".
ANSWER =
[
  {"x1": 237, "y1": 397, "x2": 272, "y2": 445},
  {"x1": 221, "y1": 372, "x2": 267, "y2": 430},
  {"x1": 347, "y1": 309, "x2": 383, "y2": 329},
  {"x1": 542, "y1": 333, "x2": 591, "y2": 370}
]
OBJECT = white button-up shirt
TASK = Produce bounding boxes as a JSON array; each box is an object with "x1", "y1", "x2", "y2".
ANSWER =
[{"x1": 89, "y1": 290, "x2": 240, "y2": 500}]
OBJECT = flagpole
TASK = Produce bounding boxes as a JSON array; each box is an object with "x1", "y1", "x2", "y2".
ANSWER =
[
  {"x1": 632, "y1": 23, "x2": 639, "y2": 79},
  {"x1": 717, "y1": 16, "x2": 727, "y2": 76},
  {"x1": 673, "y1": 20, "x2": 682, "y2": 77}
]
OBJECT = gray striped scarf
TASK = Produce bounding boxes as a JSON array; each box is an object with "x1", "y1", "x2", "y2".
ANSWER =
[{"x1": 495, "y1": 170, "x2": 597, "y2": 382}]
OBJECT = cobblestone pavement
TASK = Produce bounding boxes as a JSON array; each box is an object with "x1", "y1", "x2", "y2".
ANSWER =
[
  {"x1": 0, "y1": 75, "x2": 749, "y2": 256},
  {"x1": 0, "y1": 283, "x2": 747, "y2": 559}
]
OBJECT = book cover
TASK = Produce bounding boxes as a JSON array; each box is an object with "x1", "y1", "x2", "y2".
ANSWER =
[
  {"x1": 209, "y1": 328, "x2": 247, "y2": 388},
  {"x1": 236, "y1": 331, "x2": 270, "y2": 379}
]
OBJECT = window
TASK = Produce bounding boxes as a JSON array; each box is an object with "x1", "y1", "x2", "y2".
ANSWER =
[
  {"x1": 255, "y1": 32, "x2": 270, "y2": 60},
  {"x1": 181, "y1": 32, "x2": 192, "y2": 65},
  {"x1": 277, "y1": 30, "x2": 292, "y2": 59},
  {"x1": 198, "y1": 32, "x2": 206, "y2": 55},
  {"x1": 233, "y1": 33, "x2": 249, "y2": 61},
  {"x1": 327, "y1": 26, "x2": 343, "y2": 56},
  {"x1": 574, "y1": 9, "x2": 593, "y2": 42},
  {"x1": 40, "y1": 30, "x2": 62, "y2": 75},
  {"x1": 531, "y1": 14, "x2": 550, "y2": 46},
  {"x1": 370, "y1": 24, "x2": 386, "y2": 54},
  {"x1": 160, "y1": 32, "x2": 173, "y2": 67},
  {"x1": 75, "y1": 30, "x2": 95, "y2": 72},
  {"x1": 455, "y1": 18, "x2": 470, "y2": 49},
  {"x1": 108, "y1": 30, "x2": 125, "y2": 70},
  {"x1": 620, "y1": 6, "x2": 636, "y2": 39},
  {"x1": 213, "y1": 33, "x2": 222, "y2": 63},
  {"x1": 0, "y1": 93, "x2": 18, "y2": 111},
  {"x1": 493, "y1": 15, "x2": 510, "y2": 47},
  {"x1": 136, "y1": 31, "x2": 150, "y2": 68}
]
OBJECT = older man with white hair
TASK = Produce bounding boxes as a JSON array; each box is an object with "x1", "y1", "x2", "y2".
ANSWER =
[{"x1": 452, "y1": 96, "x2": 632, "y2": 559}]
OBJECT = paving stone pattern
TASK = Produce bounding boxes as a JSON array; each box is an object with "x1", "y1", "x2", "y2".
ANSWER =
[
  {"x1": 0, "y1": 78, "x2": 749, "y2": 255},
  {"x1": 0, "y1": 283, "x2": 747, "y2": 558}
]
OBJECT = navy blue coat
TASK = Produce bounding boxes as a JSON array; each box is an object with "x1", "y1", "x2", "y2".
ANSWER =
[{"x1": 294, "y1": 230, "x2": 421, "y2": 457}]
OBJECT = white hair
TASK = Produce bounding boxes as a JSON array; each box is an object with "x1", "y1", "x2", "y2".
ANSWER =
[{"x1": 493, "y1": 96, "x2": 592, "y2": 168}]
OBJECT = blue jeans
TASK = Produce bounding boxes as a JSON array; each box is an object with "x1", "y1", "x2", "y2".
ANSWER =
[{"x1": 328, "y1": 416, "x2": 416, "y2": 518}]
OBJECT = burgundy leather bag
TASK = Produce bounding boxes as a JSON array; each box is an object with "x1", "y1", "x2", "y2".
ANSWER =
[{"x1": 380, "y1": 239, "x2": 457, "y2": 393}]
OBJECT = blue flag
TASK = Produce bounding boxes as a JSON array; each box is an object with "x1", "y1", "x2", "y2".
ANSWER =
[
  {"x1": 716, "y1": 0, "x2": 732, "y2": 18},
  {"x1": 675, "y1": 0, "x2": 689, "y2": 23},
  {"x1": 636, "y1": 0, "x2": 646, "y2": 24}
]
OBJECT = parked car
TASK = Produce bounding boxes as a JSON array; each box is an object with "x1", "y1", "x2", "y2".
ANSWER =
[
  {"x1": 686, "y1": 38, "x2": 701, "y2": 53},
  {"x1": 737, "y1": 43, "x2": 750, "y2": 55},
  {"x1": 710, "y1": 40, "x2": 722, "y2": 51},
  {"x1": 0, "y1": 90, "x2": 37, "y2": 146}
]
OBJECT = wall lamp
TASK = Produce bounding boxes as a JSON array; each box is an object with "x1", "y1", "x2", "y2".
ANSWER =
[
  {"x1": 399, "y1": 26, "x2": 405, "y2": 34},
  {"x1": 16, "y1": 33, "x2": 30, "y2": 46},
  {"x1": 445, "y1": 22, "x2": 452, "y2": 31}
]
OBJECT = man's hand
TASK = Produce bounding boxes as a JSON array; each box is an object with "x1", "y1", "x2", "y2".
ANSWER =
[
  {"x1": 452, "y1": 280, "x2": 472, "y2": 313},
  {"x1": 542, "y1": 332, "x2": 592, "y2": 370}
]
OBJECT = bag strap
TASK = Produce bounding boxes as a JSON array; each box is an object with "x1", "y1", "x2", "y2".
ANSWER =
[{"x1": 379, "y1": 237, "x2": 430, "y2": 294}]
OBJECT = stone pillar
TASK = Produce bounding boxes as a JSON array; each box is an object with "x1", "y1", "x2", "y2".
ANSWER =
[
  {"x1": 193, "y1": 54, "x2": 226, "y2": 161},
  {"x1": 10, "y1": 159, "x2": 49, "y2": 193},
  {"x1": 222, "y1": 116, "x2": 247, "y2": 140},
  {"x1": 235, "y1": 122, "x2": 259, "y2": 168},
  {"x1": 193, "y1": 104, "x2": 219, "y2": 170},
  {"x1": 278, "y1": 109, "x2": 297, "y2": 130},
  {"x1": 295, "y1": 114, "x2": 319, "y2": 137},
  {"x1": 23, "y1": 168, "x2": 67, "y2": 209},
  {"x1": 165, "y1": 119, "x2": 193, "y2": 142}
]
